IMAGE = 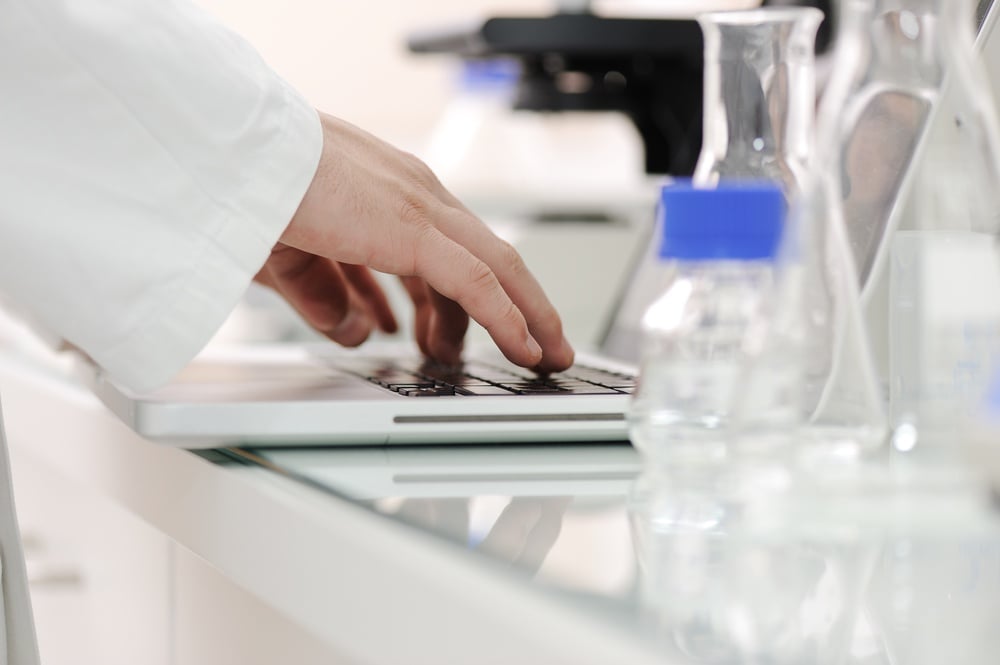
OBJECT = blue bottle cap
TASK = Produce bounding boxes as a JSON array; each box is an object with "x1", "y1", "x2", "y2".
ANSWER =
[
  {"x1": 458, "y1": 59, "x2": 520, "y2": 91},
  {"x1": 986, "y1": 368, "x2": 1000, "y2": 421},
  {"x1": 658, "y1": 181, "x2": 786, "y2": 261}
]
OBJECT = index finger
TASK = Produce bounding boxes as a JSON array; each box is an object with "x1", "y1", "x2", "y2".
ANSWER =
[
  {"x1": 410, "y1": 224, "x2": 544, "y2": 369},
  {"x1": 427, "y1": 204, "x2": 575, "y2": 372}
]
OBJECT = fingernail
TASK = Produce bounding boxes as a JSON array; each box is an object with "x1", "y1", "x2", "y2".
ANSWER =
[
  {"x1": 561, "y1": 337, "x2": 576, "y2": 363},
  {"x1": 525, "y1": 336, "x2": 543, "y2": 361}
]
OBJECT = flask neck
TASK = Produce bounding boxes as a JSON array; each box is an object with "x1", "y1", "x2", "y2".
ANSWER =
[{"x1": 695, "y1": 8, "x2": 823, "y2": 194}]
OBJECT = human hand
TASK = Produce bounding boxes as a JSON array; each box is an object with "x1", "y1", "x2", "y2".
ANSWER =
[
  {"x1": 395, "y1": 496, "x2": 570, "y2": 574},
  {"x1": 254, "y1": 244, "x2": 399, "y2": 347},
  {"x1": 259, "y1": 112, "x2": 574, "y2": 372}
]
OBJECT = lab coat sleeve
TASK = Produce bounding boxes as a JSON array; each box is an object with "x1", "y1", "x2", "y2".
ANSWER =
[{"x1": 0, "y1": 0, "x2": 322, "y2": 393}]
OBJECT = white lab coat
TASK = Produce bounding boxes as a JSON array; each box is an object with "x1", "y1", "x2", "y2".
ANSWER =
[
  {"x1": 0, "y1": 0, "x2": 322, "y2": 394},
  {"x1": 0, "y1": 400, "x2": 36, "y2": 665},
  {"x1": 0, "y1": 1, "x2": 321, "y2": 662}
]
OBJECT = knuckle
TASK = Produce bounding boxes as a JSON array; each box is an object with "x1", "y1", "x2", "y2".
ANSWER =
[
  {"x1": 398, "y1": 191, "x2": 432, "y2": 228},
  {"x1": 466, "y1": 259, "x2": 497, "y2": 294},
  {"x1": 401, "y1": 151, "x2": 438, "y2": 183},
  {"x1": 464, "y1": 261, "x2": 520, "y2": 327},
  {"x1": 497, "y1": 240, "x2": 528, "y2": 277},
  {"x1": 397, "y1": 195, "x2": 436, "y2": 271},
  {"x1": 487, "y1": 300, "x2": 523, "y2": 337},
  {"x1": 402, "y1": 214, "x2": 442, "y2": 277}
]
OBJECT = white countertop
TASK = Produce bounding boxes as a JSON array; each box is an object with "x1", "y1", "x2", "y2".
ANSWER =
[
  {"x1": 5, "y1": 342, "x2": 1000, "y2": 665},
  {"x1": 0, "y1": 350, "x2": 667, "y2": 665}
]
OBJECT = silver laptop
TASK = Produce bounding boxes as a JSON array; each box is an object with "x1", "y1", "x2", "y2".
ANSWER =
[{"x1": 91, "y1": 341, "x2": 638, "y2": 448}]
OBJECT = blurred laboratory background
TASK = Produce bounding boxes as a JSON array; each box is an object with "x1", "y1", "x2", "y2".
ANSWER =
[
  {"x1": 205, "y1": 0, "x2": 655, "y2": 351},
  {"x1": 203, "y1": 0, "x2": 833, "y2": 352},
  {"x1": 11, "y1": 2, "x2": 1000, "y2": 665}
]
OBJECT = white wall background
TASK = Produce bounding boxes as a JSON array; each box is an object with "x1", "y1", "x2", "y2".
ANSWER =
[
  {"x1": 195, "y1": 0, "x2": 661, "y2": 349},
  {"x1": 195, "y1": 0, "x2": 551, "y2": 150}
]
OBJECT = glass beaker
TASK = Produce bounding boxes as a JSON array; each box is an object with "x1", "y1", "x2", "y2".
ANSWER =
[
  {"x1": 693, "y1": 6, "x2": 824, "y2": 195},
  {"x1": 817, "y1": 0, "x2": 1000, "y2": 456}
]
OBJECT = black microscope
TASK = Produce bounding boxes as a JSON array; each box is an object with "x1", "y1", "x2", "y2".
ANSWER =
[{"x1": 408, "y1": 0, "x2": 833, "y2": 177}]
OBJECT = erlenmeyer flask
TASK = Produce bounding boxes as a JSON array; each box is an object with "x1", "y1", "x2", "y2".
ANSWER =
[
  {"x1": 605, "y1": 6, "x2": 824, "y2": 369},
  {"x1": 818, "y1": 0, "x2": 1000, "y2": 456},
  {"x1": 682, "y1": 5, "x2": 887, "y2": 460},
  {"x1": 731, "y1": 7, "x2": 893, "y2": 461},
  {"x1": 693, "y1": 6, "x2": 824, "y2": 195}
]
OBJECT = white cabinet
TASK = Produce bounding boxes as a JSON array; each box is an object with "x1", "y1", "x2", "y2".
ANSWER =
[{"x1": 9, "y1": 442, "x2": 170, "y2": 665}]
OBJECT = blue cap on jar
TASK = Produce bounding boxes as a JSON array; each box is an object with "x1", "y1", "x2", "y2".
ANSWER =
[
  {"x1": 985, "y1": 368, "x2": 1000, "y2": 422},
  {"x1": 657, "y1": 181, "x2": 786, "y2": 261}
]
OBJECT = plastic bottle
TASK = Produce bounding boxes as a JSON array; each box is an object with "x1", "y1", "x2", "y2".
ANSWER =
[
  {"x1": 628, "y1": 181, "x2": 798, "y2": 468},
  {"x1": 420, "y1": 59, "x2": 523, "y2": 208},
  {"x1": 627, "y1": 181, "x2": 876, "y2": 665}
]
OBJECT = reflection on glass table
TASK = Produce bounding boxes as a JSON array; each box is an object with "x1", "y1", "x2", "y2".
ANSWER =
[
  {"x1": 240, "y1": 444, "x2": 1000, "y2": 665},
  {"x1": 248, "y1": 444, "x2": 643, "y2": 604},
  {"x1": 629, "y1": 465, "x2": 873, "y2": 665},
  {"x1": 630, "y1": 458, "x2": 1000, "y2": 665}
]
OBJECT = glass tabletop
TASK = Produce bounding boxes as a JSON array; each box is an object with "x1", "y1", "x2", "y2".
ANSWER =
[
  {"x1": 242, "y1": 444, "x2": 644, "y2": 614},
  {"x1": 238, "y1": 442, "x2": 1000, "y2": 665}
]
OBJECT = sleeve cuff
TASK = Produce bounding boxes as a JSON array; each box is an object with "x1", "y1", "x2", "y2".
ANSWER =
[{"x1": 99, "y1": 83, "x2": 322, "y2": 394}]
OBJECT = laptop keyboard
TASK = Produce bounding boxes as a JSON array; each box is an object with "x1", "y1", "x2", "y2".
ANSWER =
[{"x1": 333, "y1": 357, "x2": 635, "y2": 397}]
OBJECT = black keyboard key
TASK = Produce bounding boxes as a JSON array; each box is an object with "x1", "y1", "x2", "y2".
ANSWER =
[
  {"x1": 387, "y1": 382, "x2": 437, "y2": 390},
  {"x1": 544, "y1": 379, "x2": 599, "y2": 388},
  {"x1": 461, "y1": 362, "x2": 533, "y2": 381},
  {"x1": 560, "y1": 385, "x2": 625, "y2": 395},
  {"x1": 504, "y1": 383, "x2": 567, "y2": 394},
  {"x1": 397, "y1": 387, "x2": 457, "y2": 397},
  {"x1": 563, "y1": 367, "x2": 635, "y2": 385},
  {"x1": 455, "y1": 385, "x2": 518, "y2": 396},
  {"x1": 337, "y1": 356, "x2": 635, "y2": 397},
  {"x1": 372, "y1": 372, "x2": 428, "y2": 386}
]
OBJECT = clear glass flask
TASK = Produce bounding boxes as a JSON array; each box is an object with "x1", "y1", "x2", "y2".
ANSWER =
[
  {"x1": 693, "y1": 6, "x2": 824, "y2": 195},
  {"x1": 604, "y1": 6, "x2": 824, "y2": 364},
  {"x1": 817, "y1": 0, "x2": 1000, "y2": 456},
  {"x1": 692, "y1": 8, "x2": 892, "y2": 461}
]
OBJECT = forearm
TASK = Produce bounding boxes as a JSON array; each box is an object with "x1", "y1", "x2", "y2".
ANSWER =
[{"x1": 0, "y1": 0, "x2": 320, "y2": 391}]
